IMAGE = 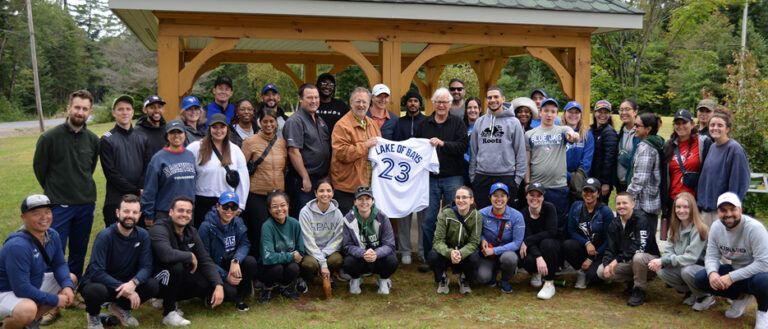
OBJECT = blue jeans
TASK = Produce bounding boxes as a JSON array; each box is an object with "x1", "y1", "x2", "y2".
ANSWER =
[
  {"x1": 422, "y1": 175, "x2": 464, "y2": 255},
  {"x1": 52, "y1": 203, "x2": 95, "y2": 278},
  {"x1": 695, "y1": 264, "x2": 768, "y2": 311},
  {"x1": 544, "y1": 187, "x2": 569, "y2": 239}
]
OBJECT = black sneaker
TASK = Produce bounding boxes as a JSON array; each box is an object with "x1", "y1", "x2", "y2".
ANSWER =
[
  {"x1": 258, "y1": 288, "x2": 273, "y2": 304},
  {"x1": 236, "y1": 301, "x2": 249, "y2": 312},
  {"x1": 418, "y1": 263, "x2": 430, "y2": 273},
  {"x1": 623, "y1": 282, "x2": 635, "y2": 296},
  {"x1": 296, "y1": 278, "x2": 309, "y2": 294},
  {"x1": 280, "y1": 286, "x2": 300, "y2": 300},
  {"x1": 627, "y1": 287, "x2": 646, "y2": 306}
]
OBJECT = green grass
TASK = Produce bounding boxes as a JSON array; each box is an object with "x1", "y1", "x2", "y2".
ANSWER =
[{"x1": 0, "y1": 120, "x2": 757, "y2": 328}]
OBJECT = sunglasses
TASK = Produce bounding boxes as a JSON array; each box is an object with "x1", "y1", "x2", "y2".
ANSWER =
[
  {"x1": 221, "y1": 203, "x2": 238, "y2": 211},
  {"x1": 449, "y1": 87, "x2": 464, "y2": 92}
]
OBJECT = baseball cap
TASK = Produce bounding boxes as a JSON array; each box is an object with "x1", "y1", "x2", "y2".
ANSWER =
[
  {"x1": 372, "y1": 84, "x2": 391, "y2": 97},
  {"x1": 208, "y1": 113, "x2": 227, "y2": 126},
  {"x1": 563, "y1": 101, "x2": 582, "y2": 112},
  {"x1": 673, "y1": 109, "x2": 694, "y2": 123},
  {"x1": 214, "y1": 76, "x2": 233, "y2": 89},
  {"x1": 112, "y1": 95, "x2": 134, "y2": 110},
  {"x1": 21, "y1": 194, "x2": 55, "y2": 214},
  {"x1": 696, "y1": 99, "x2": 716, "y2": 112},
  {"x1": 582, "y1": 178, "x2": 601, "y2": 192},
  {"x1": 716, "y1": 192, "x2": 742, "y2": 209},
  {"x1": 218, "y1": 191, "x2": 239, "y2": 205},
  {"x1": 540, "y1": 97, "x2": 559, "y2": 109},
  {"x1": 526, "y1": 182, "x2": 546, "y2": 195},
  {"x1": 181, "y1": 96, "x2": 201, "y2": 111},
  {"x1": 354, "y1": 186, "x2": 373, "y2": 199},
  {"x1": 165, "y1": 120, "x2": 185, "y2": 134},
  {"x1": 594, "y1": 99, "x2": 612, "y2": 112},
  {"x1": 261, "y1": 83, "x2": 279, "y2": 95},
  {"x1": 143, "y1": 95, "x2": 166, "y2": 108},
  {"x1": 530, "y1": 89, "x2": 549, "y2": 99},
  {"x1": 489, "y1": 182, "x2": 510, "y2": 197}
]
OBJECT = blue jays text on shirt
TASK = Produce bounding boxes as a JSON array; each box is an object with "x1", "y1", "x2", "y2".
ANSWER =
[{"x1": 529, "y1": 132, "x2": 565, "y2": 147}]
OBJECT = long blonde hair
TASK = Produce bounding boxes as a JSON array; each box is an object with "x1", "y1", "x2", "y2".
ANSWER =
[{"x1": 668, "y1": 192, "x2": 708, "y2": 243}]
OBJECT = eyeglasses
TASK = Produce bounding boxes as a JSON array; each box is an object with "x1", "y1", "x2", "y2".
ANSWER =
[
  {"x1": 434, "y1": 100, "x2": 451, "y2": 105},
  {"x1": 320, "y1": 82, "x2": 335, "y2": 87},
  {"x1": 634, "y1": 123, "x2": 645, "y2": 128},
  {"x1": 449, "y1": 87, "x2": 464, "y2": 92},
  {"x1": 221, "y1": 203, "x2": 238, "y2": 211}
]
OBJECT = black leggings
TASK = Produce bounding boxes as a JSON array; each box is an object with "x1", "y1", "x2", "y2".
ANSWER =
[
  {"x1": 222, "y1": 255, "x2": 259, "y2": 302},
  {"x1": 242, "y1": 193, "x2": 269, "y2": 257},
  {"x1": 155, "y1": 263, "x2": 215, "y2": 315},
  {"x1": 427, "y1": 249, "x2": 481, "y2": 283},
  {"x1": 81, "y1": 279, "x2": 159, "y2": 316},
  {"x1": 342, "y1": 254, "x2": 399, "y2": 279},
  {"x1": 561, "y1": 239, "x2": 601, "y2": 283},
  {"x1": 521, "y1": 238, "x2": 561, "y2": 281},
  {"x1": 259, "y1": 262, "x2": 300, "y2": 288}
]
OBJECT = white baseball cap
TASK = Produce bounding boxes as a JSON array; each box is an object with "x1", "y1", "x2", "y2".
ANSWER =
[
  {"x1": 716, "y1": 192, "x2": 742, "y2": 209},
  {"x1": 372, "y1": 84, "x2": 391, "y2": 97}
]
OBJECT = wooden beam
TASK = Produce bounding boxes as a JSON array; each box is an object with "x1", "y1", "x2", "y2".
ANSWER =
[
  {"x1": 380, "y1": 40, "x2": 402, "y2": 112},
  {"x1": 157, "y1": 34, "x2": 181, "y2": 118},
  {"x1": 399, "y1": 43, "x2": 451, "y2": 96},
  {"x1": 426, "y1": 47, "x2": 526, "y2": 67},
  {"x1": 193, "y1": 60, "x2": 221, "y2": 83},
  {"x1": 178, "y1": 37, "x2": 239, "y2": 96},
  {"x1": 574, "y1": 37, "x2": 592, "y2": 124},
  {"x1": 326, "y1": 41, "x2": 380, "y2": 87},
  {"x1": 471, "y1": 58, "x2": 507, "y2": 111},
  {"x1": 526, "y1": 46, "x2": 575, "y2": 100},
  {"x1": 305, "y1": 63, "x2": 317, "y2": 84},
  {"x1": 272, "y1": 63, "x2": 303, "y2": 87},
  {"x1": 328, "y1": 64, "x2": 349, "y2": 75}
]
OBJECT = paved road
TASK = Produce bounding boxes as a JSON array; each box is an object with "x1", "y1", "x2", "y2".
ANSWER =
[{"x1": 0, "y1": 117, "x2": 66, "y2": 131}]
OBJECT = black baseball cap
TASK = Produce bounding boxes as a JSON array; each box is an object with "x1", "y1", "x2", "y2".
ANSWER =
[
  {"x1": 21, "y1": 194, "x2": 55, "y2": 213},
  {"x1": 354, "y1": 186, "x2": 373, "y2": 199},
  {"x1": 674, "y1": 109, "x2": 694, "y2": 123},
  {"x1": 582, "y1": 178, "x2": 601, "y2": 192},
  {"x1": 165, "y1": 120, "x2": 185, "y2": 134},
  {"x1": 526, "y1": 182, "x2": 546, "y2": 195},
  {"x1": 143, "y1": 95, "x2": 166, "y2": 108},
  {"x1": 214, "y1": 76, "x2": 233, "y2": 89}
]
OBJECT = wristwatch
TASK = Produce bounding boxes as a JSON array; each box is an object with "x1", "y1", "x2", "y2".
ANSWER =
[
  {"x1": 131, "y1": 278, "x2": 140, "y2": 286},
  {"x1": 231, "y1": 258, "x2": 239, "y2": 264}
]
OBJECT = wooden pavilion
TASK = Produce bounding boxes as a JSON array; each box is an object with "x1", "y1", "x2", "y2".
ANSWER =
[{"x1": 110, "y1": 0, "x2": 643, "y2": 118}]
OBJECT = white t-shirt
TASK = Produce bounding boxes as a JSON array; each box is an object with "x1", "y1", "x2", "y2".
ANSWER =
[{"x1": 368, "y1": 137, "x2": 440, "y2": 218}]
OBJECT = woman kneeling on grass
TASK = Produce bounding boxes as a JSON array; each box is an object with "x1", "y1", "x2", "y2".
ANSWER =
[
  {"x1": 298, "y1": 178, "x2": 344, "y2": 296},
  {"x1": 428, "y1": 186, "x2": 482, "y2": 295},
  {"x1": 476, "y1": 182, "x2": 525, "y2": 294},
  {"x1": 648, "y1": 192, "x2": 714, "y2": 311},
  {"x1": 341, "y1": 186, "x2": 398, "y2": 295},
  {"x1": 258, "y1": 190, "x2": 305, "y2": 304}
]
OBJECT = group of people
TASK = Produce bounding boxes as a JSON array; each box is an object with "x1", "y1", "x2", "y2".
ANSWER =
[{"x1": 2, "y1": 73, "x2": 764, "y2": 328}]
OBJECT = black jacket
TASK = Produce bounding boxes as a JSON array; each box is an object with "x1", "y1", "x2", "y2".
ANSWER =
[
  {"x1": 99, "y1": 124, "x2": 150, "y2": 205},
  {"x1": 602, "y1": 212, "x2": 659, "y2": 266},
  {"x1": 394, "y1": 113, "x2": 427, "y2": 141},
  {"x1": 417, "y1": 114, "x2": 468, "y2": 178},
  {"x1": 590, "y1": 123, "x2": 618, "y2": 187},
  {"x1": 149, "y1": 218, "x2": 222, "y2": 287},
  {"x1": 134, "y1": 116, "x2": 167, "y2": 158}
]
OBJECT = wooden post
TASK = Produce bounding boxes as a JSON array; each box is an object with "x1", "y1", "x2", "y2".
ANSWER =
[
  {"x1": 157, "y1": 35, "x2": 181, "y2": 119},
  {"x1": 380, "y1": 40, "x2": 402, "y2": 112},
  {"x1": 25, "y1": 0, "x2": 44, "y2": 132},
  {"x1": 305, "y1": 63, "x2": 317, "y2": 84},
  {"x1": 574, "y1": 37, "x2": 591, "y2": 124},
  {"x1": 526, "y1": 46, "x2": 575, "y2": 100},
  {"x1": 471, "y1": 58, "x2": 507, "y2": 111}
]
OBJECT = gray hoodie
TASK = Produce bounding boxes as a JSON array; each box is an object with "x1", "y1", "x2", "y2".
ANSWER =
[
  {"x1": 299, "y1": 198, "x2": 344, "y2": 269},
  {"x1": 705, "y1": 215, "x2": 768, "y2": 282},
  {"x1": 468, "y1": 106, "x2": 527, "y2": 184}
]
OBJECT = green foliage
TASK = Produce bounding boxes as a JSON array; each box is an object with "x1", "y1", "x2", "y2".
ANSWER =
[
  {"x1": 336, "y1": 66, "x2": 370, "y2": 105},
  {"x1": 0, "y1": 95, "x2": 29, "y2": 122}
]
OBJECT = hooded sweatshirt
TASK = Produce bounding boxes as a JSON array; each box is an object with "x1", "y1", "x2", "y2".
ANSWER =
[
  {"x1": 134, "y1": 115, "x2": 167, "y2": 157},
  {"x1": 479, "y1": 205, "x2": 526, "y2": 255},
  {"x1": 469, "y1": 107, "x2": 527, "y2": 184},
  {"x1": 341, "y1": 205, "x2": 396, "y2": 259},
  {"x1": 299, "y1": 199, "x2": 344, "y2": 269},
  {"x1": 627, "y1": 135, "x2": 664, "y2": 215},
  {"x1": 198, "y1": 209, "x2": 251, "y2": 279}
]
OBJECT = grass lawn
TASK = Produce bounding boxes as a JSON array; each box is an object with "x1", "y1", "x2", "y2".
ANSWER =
[{"x1": 0, "y1": 119, "x2": 757, "y2": 328}]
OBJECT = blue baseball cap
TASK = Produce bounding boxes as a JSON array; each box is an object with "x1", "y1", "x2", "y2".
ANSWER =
[
  {"x1": 181, "y1": 96, "x2": 201, "y2": 111},
  {"x1": 218, "y1": 192, "x2": 239, "y2": 205},
  {"x1": 489, "y1": 182, "x2": 509, "y2": 197},
  {"x1": 563, "y1": 101, "x2": 582, "y2": 112},
  {"x1": 261, "y1": 83, "x2": 279, "y2": 95},
  {"x1": 540, "y1": 98, "x2": 559, "y2": 109}
]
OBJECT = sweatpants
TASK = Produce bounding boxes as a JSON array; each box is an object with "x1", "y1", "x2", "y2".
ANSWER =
[
  {"x1": 476, "y1": 251, "x2": 518, "y2": 284},
  {"x1": 222, "y1": 255, "x2": 258, "y2": 302},
  {"x1": 395, "y1": 211, "x2": 425, "y2": 259},
  {"x1": 427, "y1": 250, "x2": 481, "y2": 283},
  {"x1": 242, "y1": 193, "x2": 269, "y2": 257},
  {"x1": 657, "y1": 264, "x2": 704, "y2": 297},
  {"x1": 472, "y1": 174, "x2": 518, "y2": 210},
  {"x1": 260, "y1": 262, "x2": 300, "y2": 288},
  {"x1": 81, "y1": 279, "x2": 159, "y2": 316},
  {"x1": 695, "y1": 264, "x2": 768, "y2": 312},
  {"x1": 300, "y1": 253, "x2": 343, "y2": 283},
  {"x1": 342, "y1": 254, "x2": 398, "y2": 279},
  {"x1": 521, "y1": 238, "x2": 561, "y2": 281},
  {"x1": 193, "y1": 195, "x2": 218, "y2": 228},
  {"x1": 561, "y1": 239, "x2": 601, "y2": 284},
  {"x1": 596, "y1": 253, "x2": 658, "y2": 290},
  {"x1": 154, "y1": 263, "x2": 216, "y2": 315}
]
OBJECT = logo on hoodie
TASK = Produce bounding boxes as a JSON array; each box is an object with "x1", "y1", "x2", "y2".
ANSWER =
[{"x1": 480, "y1": 125, "x2": 504, "y2": 143}]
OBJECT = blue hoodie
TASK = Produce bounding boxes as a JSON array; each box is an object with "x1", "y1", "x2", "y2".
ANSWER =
[
  {"x1": 0, "y1": 229, "x2": 74, "y2": 306},
  {"x1": 566, "y1": 201, "x2": 612, "y2": 258},
  {"x1": 565, "y1": 128, "x2": 595, "y2": 178},
  {"x1": 479, "y1": 206, "x2": 525, "y2": 255},
  {"x1": 199, "y1": 209, "x2": 251, "y2": 280}
]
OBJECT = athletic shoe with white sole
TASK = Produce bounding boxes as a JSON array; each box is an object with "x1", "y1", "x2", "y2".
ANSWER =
[
  {"x1": 725, "y1": 295, "x2": 754, "y2": 318},
  {"x1": 537, "y1": 281, "x2": 556, "y2": 300},
  {"x1": 162, "y1": 311, "x2": 190, "y2": 327}
]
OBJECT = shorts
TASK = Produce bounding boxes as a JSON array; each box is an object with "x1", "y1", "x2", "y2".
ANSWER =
[{"x1": 0, "y1": 273, "x2": 61, "y2": 318}]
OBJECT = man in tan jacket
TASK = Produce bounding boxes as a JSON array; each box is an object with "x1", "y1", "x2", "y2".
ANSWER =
[{"x1": 330, "y1": 87, "x2": 381, "y2": 214}]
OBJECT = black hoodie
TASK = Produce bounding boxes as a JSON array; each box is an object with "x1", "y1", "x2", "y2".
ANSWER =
[
  {"x1": 134, "y1": 115, "x2": 167, "y2": 157},
  {"x1": 149, "y1": 218, "x2": 222, "y2": 287}
]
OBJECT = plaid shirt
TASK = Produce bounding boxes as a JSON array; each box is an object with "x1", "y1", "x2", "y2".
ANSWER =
[{"x1": 627, "y1": 142, "x2": 661, "y2": 214}]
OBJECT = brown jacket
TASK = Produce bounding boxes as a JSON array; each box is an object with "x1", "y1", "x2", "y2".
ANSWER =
[
  {"x1": 331, "y1": 111, "x2": 381, "y2": 193},
  {"x1": 241, "y1": 131, "x2": 287, "y2": 195}
]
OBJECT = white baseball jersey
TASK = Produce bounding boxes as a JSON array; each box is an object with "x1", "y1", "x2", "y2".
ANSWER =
[{"x1": 368, "y1": 137, "x2": 440, "y2": 218}]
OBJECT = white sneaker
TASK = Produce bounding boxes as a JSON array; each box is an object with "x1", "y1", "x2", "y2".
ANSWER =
[
  {"x1": 692, "y1": 295, "x2": 717, "y2": 311},
  {"x1": 756, "y1": 310, "x2": 768, "y2": 329},
  {"x1": 537, "y1": 280, "x2": 556, "y2": 300},
  {"x1": 574, "y1": 270, "x2": 587, "y2": 289},
  {"x1": 459, "y1": 273, "x2": 472, "y2": 294},
  {"x1": 436, "y1": 275, "x2": 449, "y2": 294},
  {"x1": 401, "y1": 254, "x2": 412, "y2": 265},
  {"x1": 150, "y1": 298, "x2": 163, "y2": 309},
  {"x1": 162, "y1": 311, "x2": 190, "y2": 327},
  {"x1": 725, "y1": 295, "x2": 754, "y2": 318},
  {"x1": 682, "y1": 293, "x2": 697, "y2": 306},
  {"x1": 530, "y1": 273, "x2": 543, "y2": 288},
  {"x1": 377, "y1": 278, "x2": 391, "y2": 295},
  {"x1": 349, "y1": 278, "x2": 362, "y2": 295}
]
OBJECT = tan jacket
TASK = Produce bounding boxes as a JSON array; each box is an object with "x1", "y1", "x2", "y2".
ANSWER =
[
  {"x1": 331, "y1": 111, "x2": 381, "y2": 193},
  {"x1": 241, "y1": 132, "x2": 287, "y2": 195}
]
